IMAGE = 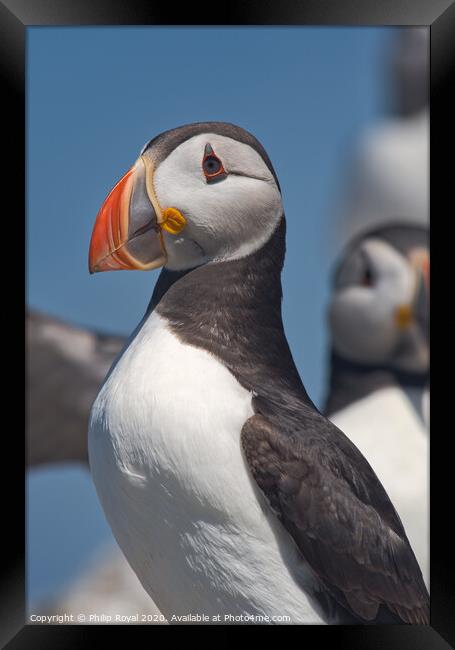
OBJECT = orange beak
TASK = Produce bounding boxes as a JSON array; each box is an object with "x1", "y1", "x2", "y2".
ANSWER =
[
  {"x1": 394, "y1": 251, "x2": 429, "y2": 331},
  {"x1": 89, "y1": 158, "x2": 166, "y2": 273},
  {"x1": 412, "y1": 250, "x2": 430, "y2": 313},
  {"x1": 417, "y1": 254, "x2": 429, "y2": 332},
  {"x1": 422, "y1": 255, "x2": 429, "y2": 298}
]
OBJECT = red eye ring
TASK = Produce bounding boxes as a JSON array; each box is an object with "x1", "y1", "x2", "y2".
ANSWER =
[{"x1": 202, "y1": 143, "x2": 227, "y2": 182}]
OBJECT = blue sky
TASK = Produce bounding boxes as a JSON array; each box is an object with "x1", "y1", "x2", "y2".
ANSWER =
[{"x1": 27, "y1": 26, "x2": 392, "y2": 606}]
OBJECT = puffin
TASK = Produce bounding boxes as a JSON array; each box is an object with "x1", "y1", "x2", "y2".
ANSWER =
[
  {"x1": 333, "y1": 29, "x2": 429, "y2": 250},
  {"x1": 27, "y1": 309, "x2": 125, "y2": 466},
  {"x1": 324, "y1": 223, "x2": 429, "y2": 585},
  {"x1": 88, "y1": 122, "x2": 429, "y2": 624}
]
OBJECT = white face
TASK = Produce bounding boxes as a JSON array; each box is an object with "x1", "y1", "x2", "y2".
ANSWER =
[
  {"x1": 329, "y1": 238, "x2": 429, "y2": 372},
  {"x1": 150, "y1": 133, "x2": 283, "y2": 271}
]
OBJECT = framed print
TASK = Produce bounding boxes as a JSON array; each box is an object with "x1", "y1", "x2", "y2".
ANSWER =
[{"x1": 2, "y1": 0, "x2": 452, "y2": 646}]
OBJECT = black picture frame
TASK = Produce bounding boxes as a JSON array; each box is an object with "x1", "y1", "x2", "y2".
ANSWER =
[{"x1": 2, "y1": 0, "x2": 452, "y2": 646}]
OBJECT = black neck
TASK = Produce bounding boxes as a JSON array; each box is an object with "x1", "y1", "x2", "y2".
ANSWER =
[
  {"x1": 149, "y1": 217, "x2": 316, "y2": 415},
  {"x1": 324, "y1": 350, "x2": 429, "y2": 416}
]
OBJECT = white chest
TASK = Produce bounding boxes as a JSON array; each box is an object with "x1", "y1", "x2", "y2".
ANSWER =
[{"x1": 88, "y1": 312, "x2": 323, "y2": 623}]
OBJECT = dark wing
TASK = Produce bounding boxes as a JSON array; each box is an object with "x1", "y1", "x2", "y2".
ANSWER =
[
  {"x1": 27, "y1": 310, "x2": 126, "y2": 467},
  {"x1": 241, "y1": 412, "x2": 429, "y2": 624}
]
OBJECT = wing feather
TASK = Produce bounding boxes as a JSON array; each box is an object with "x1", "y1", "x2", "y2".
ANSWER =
[{"x1": 241, "y1": 413, "x2": 429, "y2": 624}]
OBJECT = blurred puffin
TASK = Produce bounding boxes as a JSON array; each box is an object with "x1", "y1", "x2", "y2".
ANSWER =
[
  {"x1": 88, "y1": 123, "x2": 429, "y2": 624},
  {"x1": 325, "y1": 223, "x2": 429, "y2": 584}
]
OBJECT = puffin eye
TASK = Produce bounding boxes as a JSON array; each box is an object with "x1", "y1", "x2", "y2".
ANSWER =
[
  {"x1": 203, "y1": 156, "x2": 222, "y2": 175},
  {"x1": 362, "y1": 267, "x2": 374, "y2": 287},
  {"x1": 202, "y1": 143, "x2": 227, "y2": 183}
]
